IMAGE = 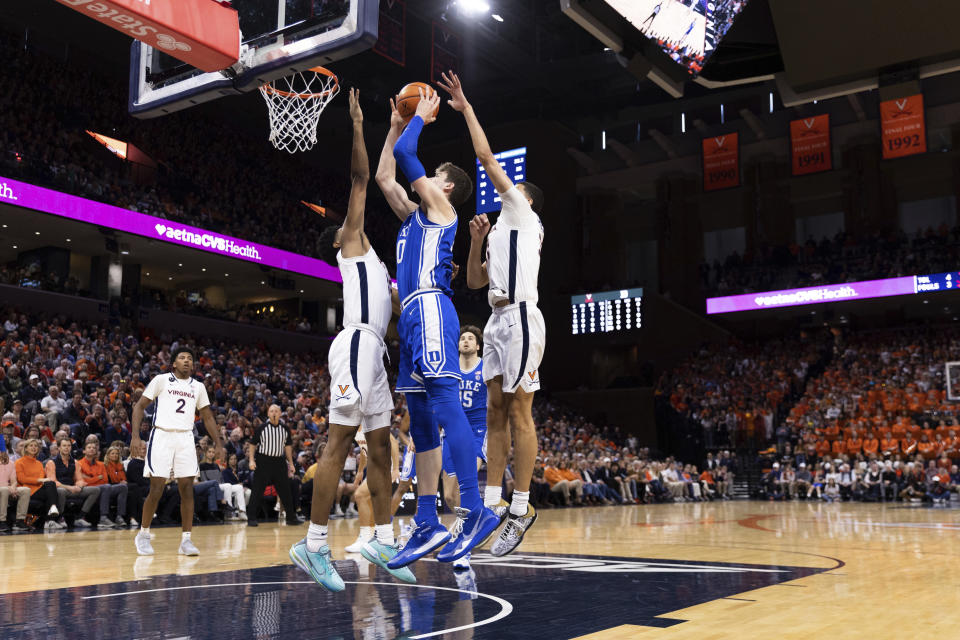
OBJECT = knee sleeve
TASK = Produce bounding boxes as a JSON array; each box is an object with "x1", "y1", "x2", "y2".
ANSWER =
[{"x1": 405, "y1": 392, "x2": 440, "y2": 452}]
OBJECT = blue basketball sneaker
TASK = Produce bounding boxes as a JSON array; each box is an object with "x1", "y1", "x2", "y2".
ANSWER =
[
  {"x1": 436, "y1": 506, "x2": 500, "y2": 563},
  {"x1": 362, "y1": 539, "x2": 417, "y2": 583},
  {"x1": 386, "y1": 521, "x2": 451, "y2": 569},
  {"x1": 289, "y1": 538, "x2": 345, "y2": 592}
]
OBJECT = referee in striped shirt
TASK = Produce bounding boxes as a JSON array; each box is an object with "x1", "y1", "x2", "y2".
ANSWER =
[{"x1": 246, "y1": 404, "x2": 301, "y2": 526}]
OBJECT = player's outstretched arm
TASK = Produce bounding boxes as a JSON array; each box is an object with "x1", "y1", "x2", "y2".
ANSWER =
[
  {"x1": 438, "y1": 71, "x2": 513, "y2": 196},
  {"x1": 466, "y1": 214, "x2": 490, "y2": 289},
  {"x1": 393, "y1": 89, "x2": 456, "y2": 225},
  {"x1": 376, "y1": 97, "x2": 418, "y2": 221},
  {"x1": 341, "y1": 88, "x2": 369, "y2": 257}
]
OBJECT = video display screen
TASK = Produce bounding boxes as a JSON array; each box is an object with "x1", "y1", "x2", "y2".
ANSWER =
[
  {"x1": 476, "y1": 147, "x2": 527, "y2": 215},
  {"x1": 603, "y1": 0, "x2": 750, "y2": 75},
  {"x1": 571, "y1": 288, "x2": 643, "y2": 335}
]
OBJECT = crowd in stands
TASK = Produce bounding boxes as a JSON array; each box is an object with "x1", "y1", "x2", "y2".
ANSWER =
[
  {"x1": 659, "y1": 323, "x2": 960, "y2": 502},
  {"x1": 702, "y1": 226, "x2": 960, "y2": 297},
  {"x1": 0, "y1": 302, "x2": 720, "y2": 535},
  {"x1": 657, "y1": 334, "x2": 827, "y2": 449}
]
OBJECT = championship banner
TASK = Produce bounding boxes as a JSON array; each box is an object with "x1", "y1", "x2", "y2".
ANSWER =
[
  {"x1": 702, "y1": 133, "x2": 739, "y2": 191},
  {"x1": 880, "y1": 94, "x2": 927, "y2": 159},
  {"x1": 790, "y1": 114, "x2": 831, "y2": 175},
  {"x1": 431, "y1": 21, "x2": 460, "y2": 84},
  {"x1": 373, "y1": 0, "x2": 406, "y2": 66}
]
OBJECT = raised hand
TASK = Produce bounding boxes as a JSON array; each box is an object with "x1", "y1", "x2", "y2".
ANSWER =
[
  {"x1": 451, "y1": 261, "x2": 461, "y2": 280},
  {"x1": 388, "y1": 96, "x2": 405, "y2": 130},
  {"x1": 348, "y1": 87, "x2": 362, "y2": 123},
  {"x1": 469, "y1": 214, "x2": 490, "y2": 241},
  {"x1": 438, "y1": 71, "x2": 469, "y2": 112},
  {"x1": 415, "y1": 86, "x2": 441, "y2": 125}
]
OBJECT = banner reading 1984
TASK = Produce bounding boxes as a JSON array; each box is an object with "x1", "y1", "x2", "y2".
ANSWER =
[
  {"x1": 790, "y1": 114, "x2": 831, "y2": 175},
  {"x1": 702, "y1": 133, "x2": 739, "y2": 191},
  {"x1": 880, "y1": 94, "x2": 926, "y2": 159}
]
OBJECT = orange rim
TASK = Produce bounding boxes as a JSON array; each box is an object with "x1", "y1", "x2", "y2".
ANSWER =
[{"x1": 261, "y1": 66, "x2": 339, "y2": 99}]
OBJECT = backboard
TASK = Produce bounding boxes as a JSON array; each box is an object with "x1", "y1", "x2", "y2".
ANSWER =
[{"x1": 129, "y1": 0, "x2": 377, "y2": 118}]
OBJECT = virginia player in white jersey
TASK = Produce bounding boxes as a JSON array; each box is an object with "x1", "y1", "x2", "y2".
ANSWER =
[
  {"x1": 130, "y1": 346, "x2": 223, "y2": 557},
  {"x1": 289, "y1": 89, "x2": 413, "y2": 592},
  {"x1": 375, "y1": 87, "x2": 499, "y2": 568},
  {"x1": 439, "y1": 71, "x2": 545, "y2": 557}
]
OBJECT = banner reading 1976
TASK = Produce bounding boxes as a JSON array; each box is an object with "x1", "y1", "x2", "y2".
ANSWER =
[
  {"x1": 880, "y1": 94, "x2": 927, "y2": 159},
  {"x1": 790, "y1": 114, "x2": 831, "y2": 175},
  {"x1": 702, "y1": 133, "x2": 739, "y2": 191}
]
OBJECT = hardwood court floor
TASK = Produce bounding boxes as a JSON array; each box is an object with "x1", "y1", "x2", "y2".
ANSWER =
[{"x1": 1, "y1": 500, "x2": 958, "y2": 638}]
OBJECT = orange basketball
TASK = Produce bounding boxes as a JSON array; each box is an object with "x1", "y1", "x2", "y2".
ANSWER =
[{"x1": 396, "y1": 82, "x2": 439, "y2": 124}]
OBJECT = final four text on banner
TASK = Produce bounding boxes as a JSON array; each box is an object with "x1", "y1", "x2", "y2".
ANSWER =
[
  {"x1": 702, "y1": 133, "x2": 739, "y2": 191},
  {"x1": 790, "y1": 114, "x2": 832, "y2": 175},
  {"x1": 54, "y1": 0, "x2": 240, "y2": 72},
  {"x1": 880, "y1": 94, "x2": 927, "y2": 160}
]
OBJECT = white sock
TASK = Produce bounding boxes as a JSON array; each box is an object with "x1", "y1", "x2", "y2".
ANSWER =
[
  {"x1": 181, "y1": 531, "x2": 191, "y2": 541},
  {"x1": 510, "y1": 490, "x2": 530, "y2": 517},
  {"x1": 358, "y1": 526, "x2": 374, "y2": 542},
  {"x1": 140, "y1": 527, "x2": 150, "y2": 536},
  {"x1": 307, "y1": 523, "x2": 328, "y2": 552},
  {"x1": 484, "y1": 486, "x2": 503, "y2": 507},
  {"x1": 375, "y1": 523, "x2": 395, "y2": 546}
]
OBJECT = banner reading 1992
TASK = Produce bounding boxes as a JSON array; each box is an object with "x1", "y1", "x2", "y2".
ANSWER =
[
  {"x1": 702, "y1": 133, "x2": 739, "y2": 191},
  {"x1": 790, "y1": 114, "x2": 831, "y2": 175},
  {"x1": 880, "y1": 94, "x2": 926, "y2": 159}
]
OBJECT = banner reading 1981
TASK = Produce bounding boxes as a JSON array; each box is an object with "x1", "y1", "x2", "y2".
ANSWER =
[
  {"x1": 880, "y1": 94, "x2": 926, "y2": 159},
  {"x1": 790, "y1": 114, "x2": 831, "y2": 175},
  {"x1": 702, "y1": 133, "x2": 739, "y2": 191}
]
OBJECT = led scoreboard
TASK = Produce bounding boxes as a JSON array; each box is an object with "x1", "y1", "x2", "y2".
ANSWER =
[
  {"x1": 476, "y1": 147, "x2": 526, "y2": 215},
  {"x1": 571, "y1": 288, "x2": 643, "y2": 335}
]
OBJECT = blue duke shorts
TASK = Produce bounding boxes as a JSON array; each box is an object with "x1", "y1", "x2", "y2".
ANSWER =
[{"x1": 396, "y1": 291, "x2": 463, "y2": 393}]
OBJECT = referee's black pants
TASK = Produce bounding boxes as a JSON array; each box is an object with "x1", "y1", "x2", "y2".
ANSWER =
[{"x1": 247, "y1": 454, "x2": 297, "y2": 523}]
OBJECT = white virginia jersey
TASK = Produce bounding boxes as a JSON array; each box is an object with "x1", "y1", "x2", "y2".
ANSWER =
[
  {"x1": 338, "y1": 245, "x2": 393, "y2": 339},
  {"x1": 143, "y1": 373, "x2": 210, "y2": 431},
  {"x1": 486, "y1": 185, "x2": 543, "y2": 308}
]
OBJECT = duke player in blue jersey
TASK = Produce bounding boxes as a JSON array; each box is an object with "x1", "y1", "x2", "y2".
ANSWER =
[
  {"x1": 440, "y1": 325, "x2": 488, "y2": 569},
  {"x1": 375, "y1": 88, "x2": 499, "y2": 568}
]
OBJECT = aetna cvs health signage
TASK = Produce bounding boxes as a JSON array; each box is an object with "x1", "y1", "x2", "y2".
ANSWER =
[
  {"x1": 0, "y1": 176, "x2": 341, "y2": 283},
  {"x1": 790, "y1": 114, "x2": 831, "y2": 176},
  {"x1": 702, "y1": 133, "x2": 739, "y2": 191}
]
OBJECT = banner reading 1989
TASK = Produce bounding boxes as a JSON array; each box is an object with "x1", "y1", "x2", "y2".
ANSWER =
[
  {"x1": 702, "y1": 133, "x2": 739, "y2": 191},
  {"x1": 880, "y1": 94, "x2": 926, "y2": 159},
  {"x1": 790, "y1": 114, "x2": 831, "y2": 175}
]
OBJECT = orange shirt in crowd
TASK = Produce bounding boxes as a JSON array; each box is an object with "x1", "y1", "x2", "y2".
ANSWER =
[
  {"x1": 105, "y1": 461, "x2": 126, "y2": 484},
  {"x1": 891, "y1": 423, "x2": 907, "y2": 438},
  {"x1": 917, "y1": 442, "x2": 937, "y2": 460},
  {"x1": 880, "y1": 438, "x2": 899, "y2": 454},
  {"x1": 815, "y1": 440, "x2": 831, "y2": 457},
  {"x1": 831, "y1": 440, "x2": 845, "y2": 455},
  {"x1": 846, "y1": 438, "x2": 863, "y2": 455},
  {"x1": 901, "y1": 438, "x2": 918, "y2": 455},
  {"x1": 700, "y1": 470, "x2": 715, "y2": 484},
  {"x1": 543, "y1": 466, "x2": 564, "y2": 488},
  {"x1": 559, "y1": 468, "x2": 581, "y2": 483},
  {"x1": 14, "y1": 456, "x2": 45, "y2": 495},
  {"x1": 78, "y1": 457, "x2": 108, "y2": 487},
  {"x1": 862, "y1": 438, "x2": 879, "y2": 455}
]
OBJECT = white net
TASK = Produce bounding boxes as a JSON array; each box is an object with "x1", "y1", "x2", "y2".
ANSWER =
[{"x1": 259, "y1": 67, "x2": 339, "y2": 153}]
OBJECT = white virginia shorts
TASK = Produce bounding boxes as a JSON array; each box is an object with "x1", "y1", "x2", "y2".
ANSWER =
[
  {"x1": 328, "y1": 327, "x2": 394, "y2": 432},
  {"x1": 145, "y1": 428, "x2": 198, "y2": 479},
  {"x1": 483, "y1": 301, "x2": 545, "y2": 394}
]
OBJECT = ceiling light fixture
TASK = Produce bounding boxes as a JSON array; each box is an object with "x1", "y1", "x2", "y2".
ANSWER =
[
  {"x1": 457, "y1": 0, "x2": 491, "y2": 15},
  {"x1": 492, "y1": 13, "x2": 503, "y2": 22}
]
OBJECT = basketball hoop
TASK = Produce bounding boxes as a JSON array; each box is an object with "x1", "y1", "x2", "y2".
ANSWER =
[{"x1": 259, "y1": 66, "x2": 339, "y2": 153}]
